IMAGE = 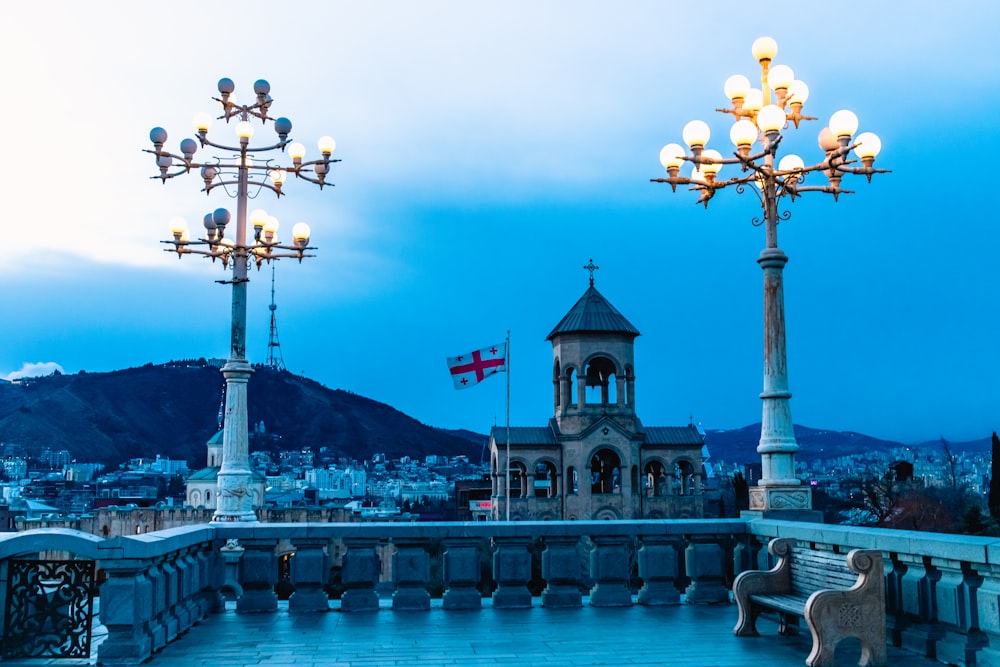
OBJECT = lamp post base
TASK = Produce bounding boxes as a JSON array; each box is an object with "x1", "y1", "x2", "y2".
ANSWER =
[
  {"x1": 747, "y1": 485, "x2": 812, "y2": 512},
  {"x1": 743, "y1": 485, "x2": 821, "y2": 522}
]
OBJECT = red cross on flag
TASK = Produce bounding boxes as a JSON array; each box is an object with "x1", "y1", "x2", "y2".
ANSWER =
[{"x1": 447, "y1": 343, "x2": 506, "y2": 390}]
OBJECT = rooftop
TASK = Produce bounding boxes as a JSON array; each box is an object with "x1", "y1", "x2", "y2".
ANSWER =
[{"x1": 4, "y1": 518, "x2": 993, "y2": 667}]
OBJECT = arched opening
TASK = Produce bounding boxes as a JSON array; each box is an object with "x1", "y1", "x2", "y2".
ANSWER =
[
  {"x1": 567, "y1": 367, "x2": 578, "y2": 408},
  {"x1": 674, "y1": 460, "x2": 696, "y2": 495},
  {"x1": 585, "y1": 356, "x2": 617, "y2": 405},
  {"x1": 510, "y1": 462, "x2": 527, "y2": 499},
  {"x1": 644, "y1": 461, "x2": 668, "y2": 497},
  {"x1": 623, "y1": 365, "x2": 635, "y2": 406},
  {"x1": 491, "y1": 453, "x2": 499, "y2": 495},
  {"x1": 590, "y1": 449, "x2": 621, "y2": 494},
  {"x1": 567, "y1": 466, "x2": 578, "y2": 494},
  {"x1": 534, "y1": 461, "x2": 558, "y2": 498},
  {"x1": 553, "y1": 360, "x2": 561, "y2": 412}
]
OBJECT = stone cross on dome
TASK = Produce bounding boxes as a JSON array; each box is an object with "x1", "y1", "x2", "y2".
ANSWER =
[{"x1": 583, "y1": 258, "x2": 599, "y2": 286}]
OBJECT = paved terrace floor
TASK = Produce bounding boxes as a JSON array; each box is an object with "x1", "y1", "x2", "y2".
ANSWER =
[{"x1": 20, "y1": 599, "x2": 941, "y2": 667}]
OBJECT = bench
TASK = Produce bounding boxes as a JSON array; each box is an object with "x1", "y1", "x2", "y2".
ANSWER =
[{"x1": 732, "y1": 537, "x2": 886, "y2": 667}]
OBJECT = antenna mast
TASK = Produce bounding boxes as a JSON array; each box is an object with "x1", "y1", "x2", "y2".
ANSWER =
[{"x1": 266, "y1": 265, "x2": 286, "y2": 371}]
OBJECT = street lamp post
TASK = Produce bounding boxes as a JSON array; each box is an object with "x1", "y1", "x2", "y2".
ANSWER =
[
  {"x1": 651, "y1": 37, "x2": 888, "y2": 514},
  {"x1": 147, "y1": 78, "x2": 339, "y2": 522}
]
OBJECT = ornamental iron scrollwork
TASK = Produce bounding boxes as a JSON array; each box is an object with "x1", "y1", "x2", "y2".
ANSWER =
[{"x1": 3, "y1": 559, "x2": 95, "y2": 659}]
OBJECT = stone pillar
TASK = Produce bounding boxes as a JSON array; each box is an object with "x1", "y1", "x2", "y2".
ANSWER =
[
  {"x1": 588, "y1": 535, "x2": 632, "y2": 607},
  {"x1": 615, "y1": 376, "x2": 625, "y2": 407},
  {"x1": 392, "y1": 539, "x2": 431, "y2": 611},
  {"x1": 541, "y1": 535, "x2": 582, "y2": 608},
  {"x1": 289, "y1": 538, "x2": 331, "y2": 612},
  {"x1": 576, "y1": 376, "x2": 585, "y2": 409},
  {"x1": 637, "y1": 536, "x2": 680, "y2": 605},
  {"x1": 684, "y1": 539, "x2": 728, "y2": 604},
  {"x1": 442, "y1": 537, "x2": 483, "y2": 610},
  {"x1": 97, "y1": 564, "x2": 154, "y2": 665},
  {"x1": 236, "y1": 540, "x2": 278, "y2": 613},
  {"x1": 214, "y1": 360, "x2": 258, "y2": 522},
  {"x1": 340, "y1": 537, "x2": 380, "y2": 612},
  {"x1": 751, "y1": 246, "x2": 812, "y2": 515},
  {"x1": 491, "y1": 536, "x2": 532, "y2": 609}
]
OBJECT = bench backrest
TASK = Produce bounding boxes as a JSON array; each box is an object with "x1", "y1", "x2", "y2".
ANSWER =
[{"x1": 788, "y1": 549, "x2": 859, "y2": 598}]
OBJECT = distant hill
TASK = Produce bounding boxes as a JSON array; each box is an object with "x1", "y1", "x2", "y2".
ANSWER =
[
  {"x1": 700, "y1": 424, "x2": 990, "y2": 465},
  {"x1": 0, "y1": 361, "x2": 480, "y2": 467}
]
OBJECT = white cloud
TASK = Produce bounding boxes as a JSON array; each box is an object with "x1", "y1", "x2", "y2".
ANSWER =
[{"x1": 5, "y1": 362, "x2": 65, "y2": 381}]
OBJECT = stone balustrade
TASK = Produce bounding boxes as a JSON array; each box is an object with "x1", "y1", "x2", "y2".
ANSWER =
[{"x1": 4, "y1": 519, "x2": 1000, "y2": 665}]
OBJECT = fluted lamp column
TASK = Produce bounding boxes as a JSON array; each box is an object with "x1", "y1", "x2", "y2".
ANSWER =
[
  {"x1": 651, "y1": 37, "x2": 888, "y2": 515},
  {"x1": 147, "y1": 78, "x2": 339, "y2": 522}
]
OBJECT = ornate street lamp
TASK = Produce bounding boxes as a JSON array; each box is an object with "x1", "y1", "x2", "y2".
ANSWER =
[
  {"x1": 651, "y1": 37, "x2": 888, "y2": 514},
  {"x1": 146, "y1": 78, "x2": 339, "y2": 522}
]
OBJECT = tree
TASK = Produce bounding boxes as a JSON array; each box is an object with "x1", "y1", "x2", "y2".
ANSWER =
[{"x1": 732, "y1": 471, "x2": 749, "y2": 512}]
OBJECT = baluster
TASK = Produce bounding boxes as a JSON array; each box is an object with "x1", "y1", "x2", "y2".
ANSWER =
[
  {"x1": 340, "y1": 537, "x2": 380, "y2": 612},
  {"x1": 146, "y1": 560, "x2": 168, "y2": 650},
  {"x1": 289, "y1": 538, "x2": 331, "y2": 612},
  {"x1": 897, "y1": 554, "x2": 935, "y2": 657},
  {"x1": 491, "y1": 536, "x2": 532, "y2": 608},
  {"x1": 684, "y1": 536, "x2": 729, "y2": 603},
  {"x1": 931, "y1": 558, "x2": 984, "y2": 665},
  {"x1": 637, "y1": 535, "x2": 681, "y2": 605},
  {"x1": 541, "y1": 535, "x2": 582, "y2": 608},
  {"x1": 588, "y1": 534, "x2": 632, "y2": 607},
  {"x1": 392, "y1": 538, "x2": 431, "y2": 611},
  {"x1": 442, "y1": 537, "x2": 483, "y2": 610},
  {"x1": 96, "y1": 563, "x2": 154, "y2": 665},
  {"x1": 166, "y1": 553, "x2": 189, "y2": 638},
  {"x1": 236, "y1": 539, "x2": 278, "y2": 613},
  {"x1": 973, "y1": 562, "x2": 1000, "y2": 663}
]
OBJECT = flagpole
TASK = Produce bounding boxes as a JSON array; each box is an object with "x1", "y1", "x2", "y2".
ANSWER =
[{"x1": 505, "y1": 329, "x2": 511, "y2": 522}]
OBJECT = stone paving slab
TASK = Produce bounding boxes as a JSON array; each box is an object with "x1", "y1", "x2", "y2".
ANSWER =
[{"x1": 3, "y1": 600, "x2": 941, "y2": 667}]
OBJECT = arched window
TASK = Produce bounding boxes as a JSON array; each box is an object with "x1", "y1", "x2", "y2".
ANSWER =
[
  {"x1": 674, "y1": 460, "x2": 696, "y2": 495},
  {"x1": 534, "y1": 461, "x2": 558, "y2": 498},
  {"x1": 643, "y1": 461, "x2": 668, "y2": 497},
  {"x1": 509, "y1": 462, "x2": 527, "y2": 498},
  {"x1": 590, "y1": 449, "x2": 621, "y2": 494},
  {"x1": 567, "y1": 466, "x2": 578, "y2": 494},
  {"x1": 623, "y1": 365, "x2": 635, "y2": 406},
  {"x1": 584, "y1": 356, "x2": 618, "y2": 405},
  {"x1": 567, "y1": 367, "x2": 578, "y2": 408},
  {"x1": 553, "y1": 360, "x2": 561, "y2": 411}
]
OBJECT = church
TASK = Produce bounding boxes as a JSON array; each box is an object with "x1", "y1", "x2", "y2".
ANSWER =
[{"x1": 489, "y1": 268, "x2": 705, "y2": 520}]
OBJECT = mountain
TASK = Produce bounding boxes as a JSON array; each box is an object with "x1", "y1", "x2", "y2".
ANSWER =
[
  {"x1": 702, "y1": 424, "x2": 911, "y2": 465},
  {"x1": 0, "y1": 361, "x2": 480, "y2": 467}
]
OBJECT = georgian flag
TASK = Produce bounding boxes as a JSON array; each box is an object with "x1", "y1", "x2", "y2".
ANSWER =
[{"x1": 447, "y1": 343, "x2": 506, "y2": 389}]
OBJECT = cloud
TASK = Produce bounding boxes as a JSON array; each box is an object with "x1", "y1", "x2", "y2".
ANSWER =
[{"x1": 5, "y1": 362, "x2": 65, "y2": 381}]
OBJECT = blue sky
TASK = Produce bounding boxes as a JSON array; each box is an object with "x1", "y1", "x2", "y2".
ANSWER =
[{"x1": 1, "y1": 2, "x2": 998, "y2": 445}]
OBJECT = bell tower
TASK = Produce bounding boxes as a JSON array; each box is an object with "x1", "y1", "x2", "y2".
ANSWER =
[{"x1": 548, "y1": 260, "x2": 640, "y2": 435}]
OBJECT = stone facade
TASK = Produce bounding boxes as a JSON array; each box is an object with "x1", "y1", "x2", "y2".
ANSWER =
[{"x1": 489, "y1": 281, "x2": 704, "y2": 520}]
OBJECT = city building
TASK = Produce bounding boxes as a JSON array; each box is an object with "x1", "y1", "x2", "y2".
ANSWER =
[{"x1": 490, "y1": 276, "x2": 704, "y2": 520}]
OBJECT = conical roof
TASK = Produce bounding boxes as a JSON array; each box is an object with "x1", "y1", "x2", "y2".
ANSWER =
[{"x1": 546, "y1": 285, "x2": 640, "y2": 340}]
